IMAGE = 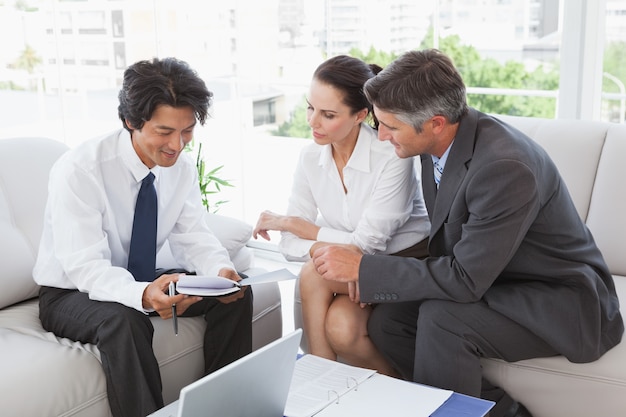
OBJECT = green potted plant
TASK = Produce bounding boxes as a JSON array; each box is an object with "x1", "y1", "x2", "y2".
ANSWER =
[{"x1": 187, "y1": 141, "x2": 233, "y2": 213}]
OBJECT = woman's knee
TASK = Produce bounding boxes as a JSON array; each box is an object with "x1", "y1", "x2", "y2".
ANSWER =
[
  {"x1": 299, "y1": 260, "x2": 330, "y2": 299},
  {"x1": 298, "y1": 261, "x2": 318, "y2": 292},
  {"x1": 326, "y1": 301, "x2": 368, "y2": 350}
]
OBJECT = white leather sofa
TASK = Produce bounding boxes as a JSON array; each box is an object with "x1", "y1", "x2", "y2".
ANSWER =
[
  {"x1": 293, "y1": 115, "x2": 626, "y2": 417},
  {"x1": 0, "y1": 137, "x2": 283, "y2": 417}
]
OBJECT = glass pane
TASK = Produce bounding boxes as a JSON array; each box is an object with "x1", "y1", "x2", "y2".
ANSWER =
[
  {"x1": 602, "y1": 0, "x2": 626, "y2": 124},
  {"x1": 427, "y1": 0, "x2": 561, "y2": 118},
  {"x1": 0, "y1": 0, "x2": 601, "y2": 229}
]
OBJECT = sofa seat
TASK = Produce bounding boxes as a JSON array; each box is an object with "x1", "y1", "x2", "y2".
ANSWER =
[
  {"x1": 482, "y1": 277, "x2": 626, "y2": 416},
  {"x1": 0, "y1": 137, "x2": 283, "y2": 417}
]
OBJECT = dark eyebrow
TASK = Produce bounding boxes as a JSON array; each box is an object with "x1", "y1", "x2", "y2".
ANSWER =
[{"x1": 306, "y1": 98, "x2": 339, "y2": 115}]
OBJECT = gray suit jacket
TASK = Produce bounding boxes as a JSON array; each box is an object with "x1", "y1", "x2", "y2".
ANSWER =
[{"x1": 359, "y1": 108, "x2": 623, "y2": 363}]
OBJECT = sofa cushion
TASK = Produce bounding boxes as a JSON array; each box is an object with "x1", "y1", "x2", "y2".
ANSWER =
[
  {"x1": 0, "y1": 328, "x2": 110, "y2": 417},
  {"x1": 155, "y1": 212, "x2": 254, "y2": 272},
  {"x1": 585, "y1": 128, "x2": 626, "y2": 277},
  {"x1": 494, "y1": 115, "x2": 605, "y2": 222},
  {"x1": 481, "y1": 274, "x2": 626, "y2": 417},
  {"x1": 204, "y1": 212, "x2": 252, "y2": 256},
  {"x1": 0, "y1": 137, "x2": 69, "y2": 309}
]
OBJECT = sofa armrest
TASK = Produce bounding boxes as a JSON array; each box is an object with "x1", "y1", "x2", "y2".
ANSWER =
[{"x1": 156, "y1": 213, "x2": 253, "y2": 272}]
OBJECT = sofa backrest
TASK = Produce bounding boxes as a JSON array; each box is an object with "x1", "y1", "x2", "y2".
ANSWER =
[
  {"x1": 2, "y1": 119, "x2": 623, "y2": 308},
  {"x1": 0, "y1": 137, "x2": 69, "y2": 309},
  {"x1": 497, "y1": 115, "x2": 626, "y2": 277}
]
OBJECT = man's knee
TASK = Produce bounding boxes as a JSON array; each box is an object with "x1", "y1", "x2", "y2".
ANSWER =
[
  {"x1": 416, "y1": 300, "x2": 458, "y2": 333},
  {"x1": 106, "y1": 305, "x2": 154, "y2": 337}
]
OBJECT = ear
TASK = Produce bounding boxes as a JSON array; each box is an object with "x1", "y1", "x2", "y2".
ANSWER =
[
  {"x1": 354, "y1": 108, "x2": 369, "y2": 125},
  {"x1": 124, "y1": 119, "x2": 136, "y2": 131},
  {"x1": 430, "y1": 115, "x2": 447, "y2": 134}
]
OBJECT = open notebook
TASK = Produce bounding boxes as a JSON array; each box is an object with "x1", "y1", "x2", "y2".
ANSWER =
[{"x1": 148, "y1": 328, "x2": 302, "y2": 417}]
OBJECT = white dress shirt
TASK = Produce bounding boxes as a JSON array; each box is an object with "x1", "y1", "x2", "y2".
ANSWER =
[
  {"x1": 279, "y1": 124, "x2": 430, "y2": 261},
  {"x1": 33, "y1": 129, "x2": 233, "y2": 312}
]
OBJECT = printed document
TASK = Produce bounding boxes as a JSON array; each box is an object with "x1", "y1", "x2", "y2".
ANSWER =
[{"x1": 284, "y1": 355, "x2": 452, "y2": 417}]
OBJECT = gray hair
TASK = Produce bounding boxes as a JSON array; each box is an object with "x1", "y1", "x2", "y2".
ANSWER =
[{"x1": 363, "y1": 49, "x2": 468, "y2": 133}]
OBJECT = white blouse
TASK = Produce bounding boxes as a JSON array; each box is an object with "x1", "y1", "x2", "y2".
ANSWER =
[
  {"x1": 33, "y1": 129, "x2": 233, "y2": 312},
  {"x1": 279, "y1": 124, "x2": 430, "y2": 262}
]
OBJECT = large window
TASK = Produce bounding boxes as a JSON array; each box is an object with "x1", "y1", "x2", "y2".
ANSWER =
[
  {"x1": 0, "y1": 0, "x2": 622, "y2": 232},
  {"x1": 603, "y1": 0, "x2": 626, "y2": 123}
]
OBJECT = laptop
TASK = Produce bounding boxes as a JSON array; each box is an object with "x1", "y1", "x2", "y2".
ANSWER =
[{"x1": 149, "y1": 328, "x2": 302, "y2": 417}]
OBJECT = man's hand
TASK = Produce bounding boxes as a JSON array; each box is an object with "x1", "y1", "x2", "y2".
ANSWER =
[
  {"x1": 312, "y1": 245, "x2": 363, "y2": 302},
  {"x1": 215, "y1": 267, "x2": 247, "y2": 304},
  {"x1": 143, "y1": 273, "x2": 202, "y2": 318}
]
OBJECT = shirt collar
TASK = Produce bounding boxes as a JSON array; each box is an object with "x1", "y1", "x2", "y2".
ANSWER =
[
  {"x1": 431, "y1": 139, "x2": 454, "y2": 170},
  {"x1": 119, "y1": 129, "x2": 161, "y2": 183},
  {"x1": 318, "y1": 124, "x2": 373, "y2": 173}
]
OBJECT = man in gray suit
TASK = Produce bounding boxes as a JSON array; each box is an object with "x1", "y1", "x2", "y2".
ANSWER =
[{"x1": 311, "y1": 49, "x2": 623, "y2": 417}]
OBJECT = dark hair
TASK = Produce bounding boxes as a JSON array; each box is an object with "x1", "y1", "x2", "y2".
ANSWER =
[
  {"x1": 313, "y1": 55, "x2": 382, "y2": 128},
  {"x1": 118, "y1": 57, "x2": 213, "y2": 133},
  {"x1": 363, "y1": 49, "x2": 468, "y2": 133}
]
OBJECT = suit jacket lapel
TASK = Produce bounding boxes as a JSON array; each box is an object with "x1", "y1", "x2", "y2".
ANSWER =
[{"x1": 425, "y1": 109, "x2": 479, "y2": 239}]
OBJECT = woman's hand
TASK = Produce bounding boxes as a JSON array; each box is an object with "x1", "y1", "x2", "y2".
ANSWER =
[
  {"x1": 253, "y1": 210, "x2": 321, "y2": 242},
  {"x1": 252, "y1": 210, "x2": 286, "y2": 240}
]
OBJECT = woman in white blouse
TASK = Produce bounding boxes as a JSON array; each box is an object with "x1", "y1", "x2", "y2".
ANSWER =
[{"x1": 253, "y1": 55, "x2": 430, "y2": 375}]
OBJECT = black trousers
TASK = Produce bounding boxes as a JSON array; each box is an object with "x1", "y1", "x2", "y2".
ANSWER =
[
  {"x1": 367, "y1": 299, "x2": 559, "y2": 417},
  {"x1": 39, "y1": 275, "x2": 253, "y2": 417}
]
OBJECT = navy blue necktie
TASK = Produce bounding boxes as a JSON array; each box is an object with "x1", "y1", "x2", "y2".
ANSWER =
[{"x1": 128, "y1": 172, "x2": 157, "y2": 282}]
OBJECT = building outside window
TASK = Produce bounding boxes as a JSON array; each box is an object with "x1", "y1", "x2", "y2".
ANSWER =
[{"x1": 0, "y1": 0, "x2": 623, "y2": 235}]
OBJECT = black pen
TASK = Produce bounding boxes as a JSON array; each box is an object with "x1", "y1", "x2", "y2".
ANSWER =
[{"x1": 169, "y1": 281, "x2": 178, "y2": 335}]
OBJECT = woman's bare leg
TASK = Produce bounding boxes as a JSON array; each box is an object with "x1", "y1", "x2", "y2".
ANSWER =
[
  {"x1": 299, "y1": 260, "x2": 348, "y2": 360},
  {"x1": 326, "y1": 295, "x2": 400, "y2": 377}
]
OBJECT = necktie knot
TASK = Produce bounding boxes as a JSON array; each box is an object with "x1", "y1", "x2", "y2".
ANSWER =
[
  {"x1": 434, "y1": 160, "x2": 444, "y2": 187},
  {"x1": 143, "y1": 172, "x2": 155, "y2": 186}
]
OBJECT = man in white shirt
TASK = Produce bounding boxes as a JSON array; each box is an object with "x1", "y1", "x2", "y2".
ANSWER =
[{"x1": 33, "y1": 57, "x2": 252, "y2": 417}]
